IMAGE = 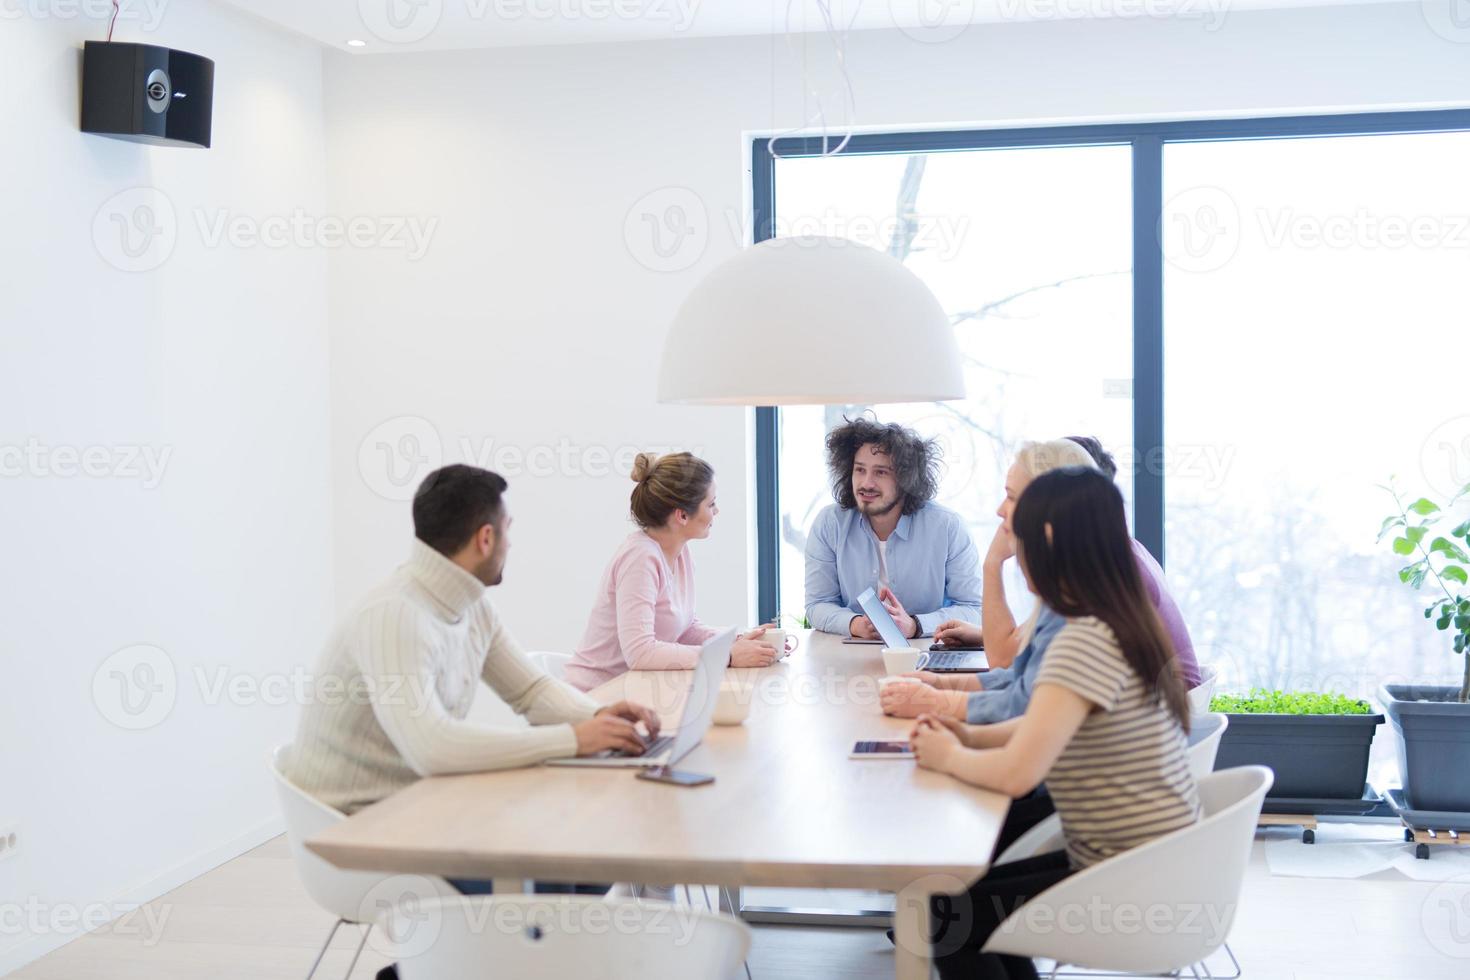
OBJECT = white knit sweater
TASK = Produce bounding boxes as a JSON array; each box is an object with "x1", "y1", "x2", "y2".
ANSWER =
[{"x1": 285, "y1": 540, "x2": 599, "y2": 813}]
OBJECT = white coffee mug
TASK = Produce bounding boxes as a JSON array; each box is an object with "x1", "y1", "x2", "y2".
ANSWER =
[
  {"x1": 757, "y1": 627, "x2": 797, "y2": 658},
  {"x1": 881, "y1": 647, "x2": 921, "y2": 676},
  {"x1": 712, "y1": 678, "x2": 753, "y2": 726}
]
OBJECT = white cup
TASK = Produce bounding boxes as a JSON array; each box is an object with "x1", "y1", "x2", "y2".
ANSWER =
[
  {"x1": 758, "y1": 628, "x2": 788, "y2": 656},
  {"x1": 712, "y1": 678, "x2": 753, "y2": 726},
  {"x1": 882, "y1": 647, "x2": 921, "y2": 676}
]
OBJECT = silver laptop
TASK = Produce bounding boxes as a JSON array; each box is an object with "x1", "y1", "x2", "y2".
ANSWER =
[{"x1": 546, "y1": 627, "x2": 734, "y2": 769}]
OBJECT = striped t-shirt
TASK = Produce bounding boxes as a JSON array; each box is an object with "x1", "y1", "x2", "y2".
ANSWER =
[{"x1": 1036, "y1": 616, "x2": 1200, "y2": 868}]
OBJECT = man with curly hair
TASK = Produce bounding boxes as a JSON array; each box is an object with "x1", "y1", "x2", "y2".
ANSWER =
[{"x1": 804, "y1": 417, "x2": 981, "y2": 639}]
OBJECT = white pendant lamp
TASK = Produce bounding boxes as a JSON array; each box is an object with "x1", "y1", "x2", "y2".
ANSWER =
[{"x1": 656, "y1": 235, "x2": 965, "y2": 406}]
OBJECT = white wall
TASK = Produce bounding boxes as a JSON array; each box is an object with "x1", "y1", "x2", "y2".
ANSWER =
[
  {"x1": 0, "y1": 4, "x2": 331, "y2": 972},
  {"x1": 323, "y1": 1, "x2": 1470, "y2": 649}
]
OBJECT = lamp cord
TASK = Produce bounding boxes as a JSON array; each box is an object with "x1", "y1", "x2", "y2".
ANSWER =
[
  {"x1": 768, "y1": 0, "x2": 858, "y2": 160},
  {"x1": 106, "y1": 0, "x2": 120, "y2": 41}
]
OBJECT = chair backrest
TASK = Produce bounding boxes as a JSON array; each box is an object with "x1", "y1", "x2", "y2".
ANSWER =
[
  {"x1": 1187, "y1": 664, "x2": 1219, "y2": 715},
  {"x1": 271, "y1": 745, "x2": 448, "y2": 923},
  {"x1": 529, "y1": 651, "x2": 573, "y2": 682},
  {"x1": 1185, "y1": 711, "x2": 1229, "y2": 780},
  {"x1": 390, "y1": 895, "x2": 752, "y2": 980},
  {"x1": 983, "y1": 765, "x2": 1272, "y2": 974}
]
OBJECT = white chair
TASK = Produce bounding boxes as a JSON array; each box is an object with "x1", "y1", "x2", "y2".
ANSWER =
[
  {"x1": 982, "y1": 766, "x2": 1272, "y2": 978},
  {"x1": 271, "y1": 745, "x2": 456, "y2": 979},
  {"x1": 529, "y1": 650, "x2": 572, "y2": 681},
  {"x1": 386, "y1": 894, "x2": 752, "y2": 980},
  {"x1": 996, "y1": 714, "x2": 1231, "y2": 866},
  {"x1": 1188, "y1": 664, "x2": 1219, "y2": 715}
]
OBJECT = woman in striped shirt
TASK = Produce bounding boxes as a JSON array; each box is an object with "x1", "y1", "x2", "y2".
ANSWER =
[{"x1": 910, "y1": 466, "x2": 1200, "y2": 980}]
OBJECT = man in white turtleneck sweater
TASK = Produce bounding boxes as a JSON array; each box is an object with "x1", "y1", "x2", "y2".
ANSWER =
[{"x1": 285, "y1": 464, "x2": 660, "y2": 816}]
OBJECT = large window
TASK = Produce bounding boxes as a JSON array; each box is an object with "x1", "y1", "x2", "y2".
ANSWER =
[
  {"x1": 755, "y1": 115, "x2": 1470, "y2": 742},
  {"x1": 769, "y1": 145, "x2": 1134, "y2": 630},
  {"x1": 1160, "y1": 132, "x2": 1470, "y2": 784}
]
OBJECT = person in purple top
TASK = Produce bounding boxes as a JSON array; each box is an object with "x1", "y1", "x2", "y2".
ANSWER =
[
  {"x1": 1064, "y1": 436, "x2": 1202, "y2": 688},
  {"x1": 881, "y1": 437, "x2": 1202, "y2": 724}
]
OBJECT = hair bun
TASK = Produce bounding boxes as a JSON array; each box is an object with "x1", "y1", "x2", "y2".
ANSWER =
[{"x1": 631, "y1": 452, "x2": 658, "y2": 484}]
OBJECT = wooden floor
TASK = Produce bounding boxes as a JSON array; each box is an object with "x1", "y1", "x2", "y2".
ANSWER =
[{"x1": 11, "y1": 831, "x2": 1469, "y2": 980}]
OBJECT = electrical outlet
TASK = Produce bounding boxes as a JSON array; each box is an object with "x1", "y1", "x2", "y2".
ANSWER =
[{"x1": 0, "y1": 825, "x2": 19, "y2": 862}]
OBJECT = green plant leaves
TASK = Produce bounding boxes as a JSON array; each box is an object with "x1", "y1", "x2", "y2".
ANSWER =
[
  {"x1": 1209, "y1": 689, "x2": 1373, "y2": 715},
  {"x1": 1393, "y1": 537, "x2": 1416, "y2": 556},
  {"x1": 1431, "y1": 537, "x2": 1470, "y2": 562},
  {"x1": 1407, "y1": 525, "x2": 1430, "y2": 545},
  {"x1": 1409, "y1": 498, "x2": 1442, "y2": 516},
  {"x1": 1445, "y1": 565, "x2": 1470, "y2": 586}
]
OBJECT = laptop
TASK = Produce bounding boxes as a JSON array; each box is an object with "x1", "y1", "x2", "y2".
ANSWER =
[
  {"x1": 854, "y1": 587, "x2": 988, "y2": 673},
  {"x1": 546, "y1": 627, "x2": 734, "y2": 769}
]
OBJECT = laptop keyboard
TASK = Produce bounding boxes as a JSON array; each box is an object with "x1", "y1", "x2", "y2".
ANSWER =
[
  {"x1": 925, "y1": 651, "x2": 984, "y2": 670},
  {"x1": 607, "y1": 734, "x2": 673, "y2": 759}
]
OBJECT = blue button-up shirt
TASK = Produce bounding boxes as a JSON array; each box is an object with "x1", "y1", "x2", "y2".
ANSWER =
[
  {"x1": 965, "y1": 604, "x2": 1067, "y2": 724},
  {"x1": 804, "y1": 501, "x2": 982, "y2": 636}
]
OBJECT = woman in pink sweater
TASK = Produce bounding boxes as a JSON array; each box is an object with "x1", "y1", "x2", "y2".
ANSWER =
[{"x1": 564, "y1": 452, "x2": 777, "y2": 692}]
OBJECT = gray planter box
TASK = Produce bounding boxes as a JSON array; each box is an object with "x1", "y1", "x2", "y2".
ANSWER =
[
  {"x1": 1214, "y1": 712, "x2": 1383, "y2": 800},
  {"x1": 1380, "y1": 684, "x2": 1470, "y2": 813}
]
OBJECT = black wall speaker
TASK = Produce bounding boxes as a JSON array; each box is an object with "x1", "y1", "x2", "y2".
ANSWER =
[{"x1": 81, "y1": 41, "x2": 214, "y2": 149}]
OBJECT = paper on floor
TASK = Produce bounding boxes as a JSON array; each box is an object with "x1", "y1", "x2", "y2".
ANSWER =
[{"x1": 1263, "y1": 823, "x2": 1470, "y2": 882}]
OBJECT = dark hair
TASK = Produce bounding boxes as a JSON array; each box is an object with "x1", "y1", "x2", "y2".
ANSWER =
[
  {"x1": 1066, "y1": 436, "x2": 1117, "y2": 481},
  {"x1": 629, "y1": 452, "x2": 714, "y2": 529},
  {"x1": 412, "y1": 464, "x2": 508, "y2": 556},
  {"x1": 825, "y1": 416, "x2": 940, "y2": 516},
  {"x1": 1012, "y1": 467, "x2": 1189, "y2": 731}
]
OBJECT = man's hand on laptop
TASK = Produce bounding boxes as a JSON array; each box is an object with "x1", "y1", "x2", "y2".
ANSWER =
[
  {"x1": 850, "y1": 615, "x2": 879, "y2": 639},
  {"x1": 575, "y1": 701, "x2": 660, "y2": 756}
]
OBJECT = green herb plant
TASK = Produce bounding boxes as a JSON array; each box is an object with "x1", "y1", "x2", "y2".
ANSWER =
[
  {"x1": 1209, "y1": 689, "x2": 1374, "y2": 715},
  {"x1": 1379, "y1": 482, "x2": 1470, "y2": 702}
]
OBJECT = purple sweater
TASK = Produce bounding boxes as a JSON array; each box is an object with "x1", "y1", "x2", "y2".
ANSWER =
[{"x1": 1132, "y1": 539, "x2": 1202, "y2": 687}]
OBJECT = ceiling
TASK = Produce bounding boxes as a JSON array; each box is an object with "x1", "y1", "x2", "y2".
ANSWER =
[{"x1": 217, "y1": 0, "x2": 1409, "y2": 53}]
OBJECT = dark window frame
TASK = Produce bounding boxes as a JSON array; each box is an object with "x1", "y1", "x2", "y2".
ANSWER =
[{"x1": 752, "y1": 109, "x2": 1470, "y2": 623}]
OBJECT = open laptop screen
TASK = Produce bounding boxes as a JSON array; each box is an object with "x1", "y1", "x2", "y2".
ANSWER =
[{"x1": 855, "y1": 588, "x2": 912, "y2": 649}]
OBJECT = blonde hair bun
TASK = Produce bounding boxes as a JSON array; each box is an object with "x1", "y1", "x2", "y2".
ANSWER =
[
  {"x1": 629, "y1": 452, "x2": 715, "y2": 529},
  {"x1": 631, "y1": 452, "x2": 659, "y2": 484}
]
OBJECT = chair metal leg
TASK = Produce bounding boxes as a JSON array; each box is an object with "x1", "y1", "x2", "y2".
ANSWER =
[
  {"x1": 702, "y1": 886, "x2": 753, "y2": 980},
  {"x1": 342, "y1": 923, "x2": 370, "y2": 979},
  {"x1": 304, "y1": 919, "x2": 345, "y2": 980},
  {"x1": 1213, "y1": 942, "x2": 1241, "y2": 980}
]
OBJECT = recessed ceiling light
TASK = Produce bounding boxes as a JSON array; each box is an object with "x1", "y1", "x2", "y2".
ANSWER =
[{"x1": 346, "y1": 39, "x2": 367, "y2": 48}]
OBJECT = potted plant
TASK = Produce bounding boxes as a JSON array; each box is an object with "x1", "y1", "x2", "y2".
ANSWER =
[
  {"x1": 1378, "y1": 484, "x2": 1470, "y2": 812},
  {"x1": 1210, "y1": 689, "x2": 1383, "y2": 803}
]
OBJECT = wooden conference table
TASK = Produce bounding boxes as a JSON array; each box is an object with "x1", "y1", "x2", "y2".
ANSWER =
[{"x1": 307, "y1": 629, "x2": 1008, "y2": 979}]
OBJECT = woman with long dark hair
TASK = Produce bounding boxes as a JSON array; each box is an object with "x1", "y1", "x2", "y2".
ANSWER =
[{"x1": 909, "y1": 466, "x2": 1199, "y2": 980}]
